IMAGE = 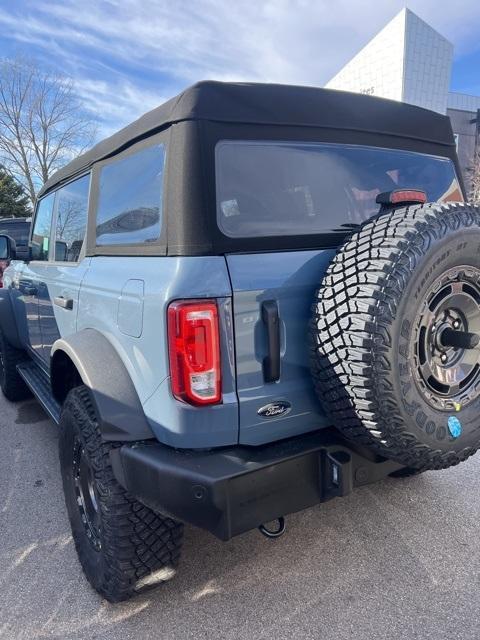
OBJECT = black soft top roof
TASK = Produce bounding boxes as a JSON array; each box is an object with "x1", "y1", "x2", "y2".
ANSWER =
[{"x1": 39, "y1": 80, "x2": 456, "y2": 198}]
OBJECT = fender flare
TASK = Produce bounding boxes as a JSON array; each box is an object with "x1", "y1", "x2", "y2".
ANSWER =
[
  {"x1": 51, "y1": 329, "x2": 155, "y2": 442},
  {"x1": 0, "y1": 289, "x2": 23, "y2": 349}
]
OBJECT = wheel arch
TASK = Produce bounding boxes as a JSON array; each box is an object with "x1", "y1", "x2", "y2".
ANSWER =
[{"x1": 51, "y1": 329, "x2": 155, "y2": 441}]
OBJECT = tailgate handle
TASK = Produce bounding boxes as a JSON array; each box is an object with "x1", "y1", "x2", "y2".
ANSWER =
[{"x1": 262, "y1": 300, "x2": 280, "y2": 383}]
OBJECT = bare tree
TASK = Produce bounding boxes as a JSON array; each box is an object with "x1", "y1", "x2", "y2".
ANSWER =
[
  {"x1": 56, "y1": 198, "x2": 84, "y2": 243},
  {"x1": 0, "y1": 57, "x2": 96, "y2": 204},
  {"x1": 469, "y1": 148, "x2": 480, "y2": 205}
]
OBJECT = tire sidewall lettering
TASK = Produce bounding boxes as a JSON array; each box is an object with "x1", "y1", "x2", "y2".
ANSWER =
[{"x1": 396, "y1": 233, "x2": 480, "y2": 446}]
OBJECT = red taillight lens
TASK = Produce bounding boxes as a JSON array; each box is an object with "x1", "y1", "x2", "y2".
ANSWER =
[
  {"x1": 168, "y1": 300, "x2": 222, "y2": 406},
  {"x1": 376, "y1": 189, "x2": 427, "y2": 206}
]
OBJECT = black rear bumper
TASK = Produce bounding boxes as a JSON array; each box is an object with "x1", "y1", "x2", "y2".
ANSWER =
[{"x1": 110, "y1": 428, "x2": 403, "y2": 541}]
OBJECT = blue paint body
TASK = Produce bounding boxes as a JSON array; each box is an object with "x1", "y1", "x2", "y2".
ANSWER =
[
  {"x1": 5, "y1": 247, "x2": 334, "y2": 449},
  {"x1": 226, "y1": 250, "x2": 335, "y2": 445}
]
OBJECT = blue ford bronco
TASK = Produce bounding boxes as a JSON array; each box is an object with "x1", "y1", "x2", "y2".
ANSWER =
[{"x1": 0, "y1": 82, "x2": 479, "y2": 602}]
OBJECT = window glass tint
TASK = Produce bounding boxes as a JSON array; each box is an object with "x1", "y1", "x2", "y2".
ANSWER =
[
  {"x1": 96, "y1": 144, "x2": 165, "y2": 246},
  {"x1": 31, "y1": 194, "x2": 55, "y2": 260},
  {"x1": 55, "y1": 174, "x2": 90, "y2": 262},
  {"x1": 216, "y1": 142, "x2": 462, "y2": 238}
]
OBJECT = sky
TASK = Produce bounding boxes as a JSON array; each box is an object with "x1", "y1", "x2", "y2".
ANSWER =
[{"x1": 0, "y1": 0, "x2": 479, "y2": 139}]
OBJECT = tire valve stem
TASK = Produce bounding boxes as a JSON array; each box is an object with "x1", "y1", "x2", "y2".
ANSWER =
[{"x1": 441, "y1": 353, "x2": 448, "y2": 364}]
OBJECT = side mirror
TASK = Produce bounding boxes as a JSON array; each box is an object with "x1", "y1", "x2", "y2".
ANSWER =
[{"x1": 0, "y1": 235, "x2": 17, "y2": 261}]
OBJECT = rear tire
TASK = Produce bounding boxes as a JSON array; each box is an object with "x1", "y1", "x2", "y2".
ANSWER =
[
  {"x1": 0, "y1": 330, "x2": 31, "y2": 401},
  {"x1": 59, "y1": 385, "x2": 184, "y2": 602}
]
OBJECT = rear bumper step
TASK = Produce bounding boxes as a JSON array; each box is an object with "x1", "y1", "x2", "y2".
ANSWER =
[{"x1": 110, "y1": 428, "x2": 403, "y2": 540}]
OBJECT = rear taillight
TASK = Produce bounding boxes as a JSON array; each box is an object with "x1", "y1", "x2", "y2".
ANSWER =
[{"x1": 167, "y1": 300, "x2": 222, "y2": 406}]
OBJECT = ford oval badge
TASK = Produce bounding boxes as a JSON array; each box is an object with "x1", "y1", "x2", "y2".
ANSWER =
[{"x1": 257, "y1": 401, "x2": 292, "y2": 418}]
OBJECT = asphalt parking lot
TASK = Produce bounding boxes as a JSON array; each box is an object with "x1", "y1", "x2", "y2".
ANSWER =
[{"x1": 0, "y1": 395, "x2": 479, "y2": 640}]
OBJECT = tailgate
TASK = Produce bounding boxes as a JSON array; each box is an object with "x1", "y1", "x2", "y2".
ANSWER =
[{"x1": 226, "y1": 249, "x2": 335, "y2": 445}]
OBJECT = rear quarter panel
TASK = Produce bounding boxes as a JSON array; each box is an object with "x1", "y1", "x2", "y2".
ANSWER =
[{"x1": 77, "y1": 256, "x2": 238, "y2": 448}]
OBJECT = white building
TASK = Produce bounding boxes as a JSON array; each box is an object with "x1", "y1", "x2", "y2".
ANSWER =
[{"x1": 326, "y1": 8, "x2": 480, "y2": 193}]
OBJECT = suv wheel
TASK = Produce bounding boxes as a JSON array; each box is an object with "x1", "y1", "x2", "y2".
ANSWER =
[
  {"x1": 0, "y1": 330, "x2": 31, "y2": 401},
  {"x1": 311, "y1": 202, "x2": 480, "y2": 472},
  {"x1": 59, "y1": 385, "x2": 184, "y2": 602}
]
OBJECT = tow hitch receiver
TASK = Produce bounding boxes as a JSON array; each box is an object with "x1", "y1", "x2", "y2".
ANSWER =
[
  {"x1": 258, "y1": 450, "x2": 357, "y2": 539},
  {"x1": 321, "y1": 450, "x2": 353, "y2": 500}
]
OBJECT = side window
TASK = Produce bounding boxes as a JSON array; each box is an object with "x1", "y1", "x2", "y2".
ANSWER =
[
  {"x1": 31, "y1": 193, "x2": 55, "y2": 261},
  {"x1": 55, "y1": 174, "x2": 90, "y2": 262},
  {"x1": 95, "y1": 144, "x2": 165, "y2": 246}
]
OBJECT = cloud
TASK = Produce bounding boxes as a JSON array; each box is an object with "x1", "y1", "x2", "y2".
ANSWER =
[
  {"x1": 73, "y1": 77, "x2": 169, "y2": 137},
  {"x1": 0, "y1": 0, "x2": 479, "y2": 136}
]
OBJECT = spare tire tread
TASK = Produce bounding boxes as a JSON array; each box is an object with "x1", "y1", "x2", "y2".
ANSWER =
[{"x1": 311, "y1": 202, "x2": 480, "y2": 471}]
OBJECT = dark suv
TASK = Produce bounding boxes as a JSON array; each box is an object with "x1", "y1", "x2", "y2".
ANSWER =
[{"x1": 0, "y1": 82, "x2": 479, "y2": 602}]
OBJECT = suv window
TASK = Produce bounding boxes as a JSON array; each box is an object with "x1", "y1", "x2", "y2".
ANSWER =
[
  {"x1": 55, "y1": 174, "x2": 89, "y2": 262},
  {"x1": 95, "y1": 144, "x2": 165, "y2": 246},
  {"x1": 0, "y1": 220, "x2": 30, "y2": 246},
  {"x1": 31, "y1": 194, "x2": 55, "y2": 260},
  {"x1": 216, "y1": 142, "x2": 462, "y2": 238}
]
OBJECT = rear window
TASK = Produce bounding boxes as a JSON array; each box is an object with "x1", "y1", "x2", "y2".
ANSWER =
[{"x1": 216, "y1": 142, "x2": 462, "y2": 238}]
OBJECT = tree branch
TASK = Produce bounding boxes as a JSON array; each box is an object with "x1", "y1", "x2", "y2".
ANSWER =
[{"x1": 0, "y1": 56, "x2": 96, "y2": 204}]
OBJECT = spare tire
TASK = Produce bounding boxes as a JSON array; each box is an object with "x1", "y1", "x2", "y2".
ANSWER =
[{"x1": 311, "y1": 202, "x2": 480, "y2": 471}]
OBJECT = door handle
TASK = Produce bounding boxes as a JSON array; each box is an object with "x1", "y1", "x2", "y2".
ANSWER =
[
  {"x1": 54, "y1": 296, "x2": 73, "y2": 310},
  {"x1": 262, "y1": 300, "x2": 281, "y2": 383}
]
